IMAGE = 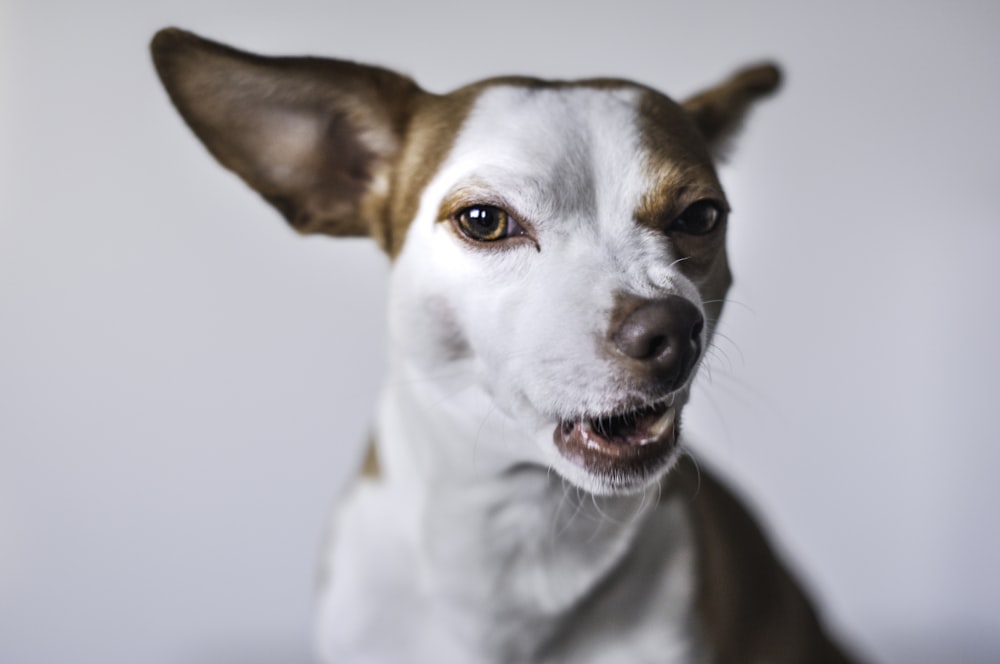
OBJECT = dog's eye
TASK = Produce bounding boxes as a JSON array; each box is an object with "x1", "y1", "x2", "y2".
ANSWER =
[
  {"x1": 454, "y1": 205, "x2": 524, "y2": 242},
  {"x1": 668, "y1": 200, "x2": 725, "y2": 236}
]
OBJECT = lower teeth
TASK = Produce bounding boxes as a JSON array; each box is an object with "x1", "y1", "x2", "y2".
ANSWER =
[{"x1": 647, "y1": 407, "x2": 676, "y2": 438}]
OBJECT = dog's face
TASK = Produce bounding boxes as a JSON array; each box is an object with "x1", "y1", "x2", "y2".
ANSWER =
[
  {"x1": 389, "y1": 84, "x2": 733, "y2": 494},
  {"x1": 152, "y1": 29, "x2": 779, "y2": 495}
]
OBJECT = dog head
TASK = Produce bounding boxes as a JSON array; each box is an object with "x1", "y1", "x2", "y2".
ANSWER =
[{"x1": 152, "y1": 28, "x2": 779, "y2": 495}]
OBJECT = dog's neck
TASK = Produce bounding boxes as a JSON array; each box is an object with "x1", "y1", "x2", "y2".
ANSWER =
[{"x1": 375, "y1": 353, "x2": 698, "y2": 660}]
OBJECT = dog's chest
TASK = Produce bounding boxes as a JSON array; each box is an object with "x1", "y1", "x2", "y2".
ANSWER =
[
  {"x1": 316, "y1": 480, "x2": 472, "y2": 663},
  {"x1": 317, "y1": 469, "x2": 705, "y2": 664}
]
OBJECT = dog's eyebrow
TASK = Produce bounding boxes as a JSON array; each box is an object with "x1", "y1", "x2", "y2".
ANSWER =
[
  {"x1": 634, "y1": 179, "x2": 728, "y2": 230},
  {"x1": 435, "y1": 181, "x2": 524, "y2": 224}
]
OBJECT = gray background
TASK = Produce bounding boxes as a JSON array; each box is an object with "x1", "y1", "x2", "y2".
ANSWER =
[{"x1": 3, "y1": 1, "x2": 999, "y2": 662}]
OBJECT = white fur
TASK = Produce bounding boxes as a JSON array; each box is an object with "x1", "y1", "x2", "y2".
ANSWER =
[{"x1": 317, "y1": 86, "x2": 710, "y2": 663}]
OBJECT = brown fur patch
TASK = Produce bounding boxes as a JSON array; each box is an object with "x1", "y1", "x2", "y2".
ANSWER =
[
  {"x1": 633, "y1": 90, "x2": 732, "y2": 314},
  {"x1": 382, "y1": 89, "x2": 480, "y2": 256},
  {"x1": 668, "y1": 458, "x2": 859, "y2": 662},
  {"x1": 682, "y1": 63, "x2": 782, "y2": 157}
]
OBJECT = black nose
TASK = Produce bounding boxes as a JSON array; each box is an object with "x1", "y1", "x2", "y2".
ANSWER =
[{"x1": 611, "y1": 295, "x2": 704, "y2": 388}]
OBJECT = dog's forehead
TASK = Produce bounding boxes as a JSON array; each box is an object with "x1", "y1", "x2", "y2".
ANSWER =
[
  {"x1": 459, "y1": 83, "x2": 640, "y2": 150},
  {"x1": 387, "y1": 79, "x2": 721, "y2": 254},
  {"x1": 456, "y1": 85, "x2": 640, "y2": 191},
  {"x1": 444, "y1": 80, "x2": 714, "y2": 182}
]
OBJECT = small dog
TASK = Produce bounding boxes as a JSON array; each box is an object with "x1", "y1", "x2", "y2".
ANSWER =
[{"x1": 152, "y1": 28, "x2": 860, "y2": 663}]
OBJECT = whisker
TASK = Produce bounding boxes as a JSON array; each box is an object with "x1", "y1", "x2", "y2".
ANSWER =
[
  {"x1": 668, "y1": 255, "x2": 691, "y2": 270},
  {"x1": 702, "y1": 297, "x2": 756, "y2": 316},
  {"x1": 585, "y1": 493, "x2": 609, "y2": 543},
  {"x1": 553, "y1": 483, "x2": 588, "y2": 540},
  {"x1": 709, "y1": 330, "x2": 745, "y2": 367},
  {"x1": 681, "y1": 447, "x2": 703, "y2": 500}
]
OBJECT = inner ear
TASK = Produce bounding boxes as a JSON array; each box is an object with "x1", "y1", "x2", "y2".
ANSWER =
[
  {"x1": 682, "y1": 63, "x2": 781, "y2": 160},
  {"x1": 150, "y1": 28, "x2": 424, "y2": 241}
]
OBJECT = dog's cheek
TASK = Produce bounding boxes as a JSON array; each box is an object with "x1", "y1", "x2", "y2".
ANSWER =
[
  {"x1": 422, "y1": 295, "x2": 472, "y2": 362},
  {"x1": 454, "y1": 275, "x2": 539, "y2": 409},
  {"x1": 482, "y1": 260, "x2": 620, "y2": 417}
]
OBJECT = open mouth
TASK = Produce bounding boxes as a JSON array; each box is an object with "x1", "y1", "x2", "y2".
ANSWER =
[{"x1": 553, "y1": 401, "x2": 679, "y2": 479}]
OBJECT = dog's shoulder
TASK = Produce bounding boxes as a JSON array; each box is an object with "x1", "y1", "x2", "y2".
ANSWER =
[{"x1": 669, "y1": 457, "x2": 862, "y2": 664}]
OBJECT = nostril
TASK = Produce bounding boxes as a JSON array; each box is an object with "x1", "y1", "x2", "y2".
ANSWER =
[
  {"x1": 647, "y1": 334, "x2": 669, "y2": 359},
  {"x1": 614, "y1": 300, "x2": 675, "y2": 360},
  {"x1": 615, "y1": 322, "x2": 668, "y2": 361}
]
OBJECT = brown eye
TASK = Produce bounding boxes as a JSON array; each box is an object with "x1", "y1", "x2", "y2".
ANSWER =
[
  {"x1": 668, "y1": 200, "x2": 725, "y2": 236},
  {"x1": 455, "y1": 205, "x2": 524, "y2": 242}
]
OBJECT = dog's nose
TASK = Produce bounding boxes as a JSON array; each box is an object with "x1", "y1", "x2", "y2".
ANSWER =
[{"x1": 612, "y1": 295, "x2": 704, "y2": 388}]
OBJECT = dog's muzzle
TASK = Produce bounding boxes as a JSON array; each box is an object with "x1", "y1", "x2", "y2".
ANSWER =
[{"x1": 552, "y1": 294, "x2": 704, "y2": 482}]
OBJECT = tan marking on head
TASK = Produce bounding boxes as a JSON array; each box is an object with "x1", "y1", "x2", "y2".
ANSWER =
[
  {"x1": 382, "y1": 89, "x2": 481, "y2": 256},
  {"x1": 635, "y1": 89, "x2": 726, "y2": 219},
  {"x1": 634, "y1": 89, "x2": 732, "y2": 313}
]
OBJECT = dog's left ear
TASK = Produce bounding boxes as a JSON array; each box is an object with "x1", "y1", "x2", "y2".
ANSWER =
[
  {"x1": 682, "y1": 63, "x2": 781, "y2": 160},
  {"x1": 151, "y1": 28, "x2": 424, "y2": 244}
]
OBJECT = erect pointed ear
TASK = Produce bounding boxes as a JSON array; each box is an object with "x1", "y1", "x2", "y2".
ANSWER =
[
  {"x1": 682, "y1": 63, "x2": 781, "y2": 161},
  {"x1": 150, "y1": 28, "x2": 424, "y2": 244}
]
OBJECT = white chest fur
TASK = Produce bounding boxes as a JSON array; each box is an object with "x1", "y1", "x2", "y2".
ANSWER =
[{"x1": 316, "y1": 377, "x2": 705, "y2": 664}]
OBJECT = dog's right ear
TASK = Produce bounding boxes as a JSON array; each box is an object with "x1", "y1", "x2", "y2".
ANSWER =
[
  {"x1": 150, "y1": 28, "x2": 423, "y2": 245},
  {"x1": 682, "y1": 63, "x2": 781, "y2": 161}
]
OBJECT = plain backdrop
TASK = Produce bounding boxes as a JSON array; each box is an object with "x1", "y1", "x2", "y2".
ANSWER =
[{"x1": 2, "y1": 1, "x2": 999, "y2": 662}]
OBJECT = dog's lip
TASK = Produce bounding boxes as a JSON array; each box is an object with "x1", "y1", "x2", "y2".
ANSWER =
[{"x1": 553, "y1": 401, "x2": 678, "y2": 466}]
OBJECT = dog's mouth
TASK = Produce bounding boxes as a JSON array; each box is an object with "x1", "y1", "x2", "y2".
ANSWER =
[{"x1": 553, "y1": 401, "x2": 679, "y2": 483}]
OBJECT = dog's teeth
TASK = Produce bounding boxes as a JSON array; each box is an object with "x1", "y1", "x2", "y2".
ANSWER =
[
  {"x1": 644, "y1": 407, "x2": 676, "y2": 442},
  {"x1": 582, "y1": 428, "x2": 603, "y2": 451}
]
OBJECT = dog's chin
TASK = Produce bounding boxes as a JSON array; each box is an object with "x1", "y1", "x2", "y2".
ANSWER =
[{"x1": 550, "y1": 401, "x2": 682, "y2": 496}]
